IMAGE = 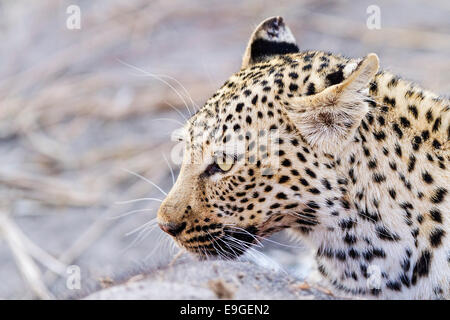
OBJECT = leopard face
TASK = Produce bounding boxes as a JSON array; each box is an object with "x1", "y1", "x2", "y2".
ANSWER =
[
  {"x1": 157, "y1": 17, "x2": 378, "y2": 258},
  {"x1": 157, "y1": 17, "x2": 449, "y2": 299}
]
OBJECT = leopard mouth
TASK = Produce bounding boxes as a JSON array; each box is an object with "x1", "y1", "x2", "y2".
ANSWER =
[{"x1": 181, "y1": 225, "x2": 259, "y2": 260}]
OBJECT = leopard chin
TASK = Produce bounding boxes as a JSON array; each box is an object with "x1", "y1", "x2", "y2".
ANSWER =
[{"x1": 179, "y1": 226, "x2": 260, "y2": 260}]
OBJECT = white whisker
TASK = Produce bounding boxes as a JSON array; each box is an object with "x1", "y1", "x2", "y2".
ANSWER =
[
  {"x1": 157, "y1": 73, "x2": 200, "y2": 112},
  {"x1": 109, "y1": 208, "x2": 154, "y2": 220},
  {"x1": 164, "y1": 101, "x2": 189, "y2": 122},
  {"x1": 206, "y1": 230, "x2": 229, "y2": 261},
  {"x1": 144, "y1": 231, "x2": 166, "y2": 261},
  {"x1": 224, "y1": 231, "x2": 263, "y2": 249},
  {"x1": 223, "y1": 224, "x2": 303, "y2": 249},
  {"x1": 122, "y1": 168, "x2": 167, "y2": 196},
  {"x1": 115, "y1": 197, "x2": 163, "y2": 205},
  {"x1": 162, "y1": 152, "x2": 175, "y2": 186},
  {"x1": 224, "y1": 234, "x2": 288, "y2": 275},
  {"x1": 125, "y1": 218, "x2": 158, "y2": 237},
  {"x1": 222, "y1": 224, "x2": 263, "y2": 247},
  {"x1": 132, "y1": 223, "x2": 160, "y2": 246},
  {"x1": 117, "y1": 59, "x2": 193, "y2": 117},
  {"x1": 217, "y1": 237, "x2": 239, "y2": 259}
]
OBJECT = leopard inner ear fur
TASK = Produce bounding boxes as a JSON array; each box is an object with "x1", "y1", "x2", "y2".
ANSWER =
[
  {"x1": 158, "y1": 16, "x2": 450, "y2": 300},
  {"x1": 285, "y1": 53, "x2": 379, "y2": 154}
]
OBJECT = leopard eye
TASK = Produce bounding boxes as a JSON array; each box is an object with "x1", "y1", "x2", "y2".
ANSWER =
[
  {"x1": 203, "y1": 155, "x2": 235, "y2": 177},
  {"x1": 216, "y1": 157, "x2": 234, "y2": 172}
]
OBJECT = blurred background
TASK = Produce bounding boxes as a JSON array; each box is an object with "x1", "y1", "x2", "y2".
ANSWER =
[{"x1": 0, "y1": 0, "x2": 448, "y2": 299}]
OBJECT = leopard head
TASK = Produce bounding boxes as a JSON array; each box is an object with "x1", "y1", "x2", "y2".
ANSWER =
[{"x1": 157, "y1": 17, "x2": 379, "y2": 259}]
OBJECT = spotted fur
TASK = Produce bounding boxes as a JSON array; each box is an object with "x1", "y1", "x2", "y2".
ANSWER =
[{"x1": 157, "y1": 17, "x2": 449, "y2": 299}]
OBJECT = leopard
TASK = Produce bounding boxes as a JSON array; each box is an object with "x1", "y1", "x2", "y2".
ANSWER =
[{"x1": 156, "y1": 16, "x2": 449, "y2": 299}]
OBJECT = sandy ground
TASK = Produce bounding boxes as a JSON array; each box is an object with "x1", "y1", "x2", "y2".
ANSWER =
[{"x1": 0, "y1": 0, "x2": 448, "y2": 299}]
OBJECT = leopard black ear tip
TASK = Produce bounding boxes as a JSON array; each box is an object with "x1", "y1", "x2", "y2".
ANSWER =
[
  {"x1": 269, "y1": 16, "x2": 284, "y2": 26},
  {"x1": 262, "y1": 16, "x2": 285, "y2": 31},
  {"x1": 242, "y1": 16, "x2": 298, "y2": 68}
]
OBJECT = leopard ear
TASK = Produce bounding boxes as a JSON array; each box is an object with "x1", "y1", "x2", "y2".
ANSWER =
[
  {"x1": 286, "y1": 53, "x2": 379, "y2": 153},
  {"x1": 241, "y1": 16, "x2": 299, "y2": 69}
]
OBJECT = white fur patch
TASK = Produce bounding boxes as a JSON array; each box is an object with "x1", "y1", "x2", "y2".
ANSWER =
[
  {"x1": 343, "y1": 61, "x2": 359, "y2": 77},
  {"x1": 171, "y1": 127, "x2": 186, "y2": 142}
]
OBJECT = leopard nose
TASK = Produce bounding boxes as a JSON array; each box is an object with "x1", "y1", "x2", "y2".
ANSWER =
[{"x1": 159, "y1": 222, "x2": 186, "y2": 236}]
